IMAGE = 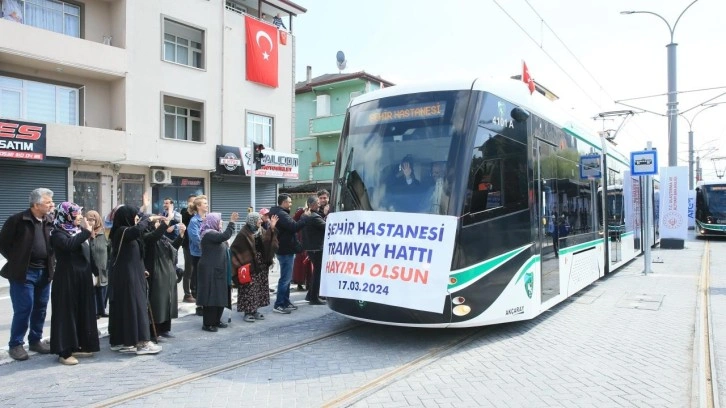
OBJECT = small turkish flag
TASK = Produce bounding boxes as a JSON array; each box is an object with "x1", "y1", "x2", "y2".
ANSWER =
[
  {"x1": 522, "y1": 61, "x2": 535, "y2": 94},
  {"x1": 245, "y1": 16, "x2": 278, "y2": 87},
  {"x1": 279, "y1": 30, "x2": 288, "y2": 45}
]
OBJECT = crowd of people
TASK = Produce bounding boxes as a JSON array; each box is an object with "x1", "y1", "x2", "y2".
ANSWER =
[{"x1": 0, "y1": 187, "x2": 331, "y2": 365}]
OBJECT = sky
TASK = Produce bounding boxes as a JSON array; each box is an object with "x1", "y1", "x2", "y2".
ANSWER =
[{"x1": 292, "y1": 0, "x2": 726, "y2": 181}]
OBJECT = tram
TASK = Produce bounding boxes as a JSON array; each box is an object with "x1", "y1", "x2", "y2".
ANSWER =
[
  {"x1": 695, "y1": 180, "x2": 726, "y2": 237},
  {"x1": 321, "y1": 77, "x2": 651, "y2": 327}
]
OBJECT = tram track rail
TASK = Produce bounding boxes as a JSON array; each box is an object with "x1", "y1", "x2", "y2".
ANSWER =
[
  {"x1": 320, "y1": 327, "x2": 488, "y2": 408},
  {"x1": 91, "y1": 322, "x2": 363, "y2": 408},
  {"x1": 696, "y1": 239, "x2": 715, "y2": 408}
]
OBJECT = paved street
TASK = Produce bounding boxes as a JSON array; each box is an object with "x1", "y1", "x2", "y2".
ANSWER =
[{"x1": 0, "y1": 233, "x2": 723, "y2": 407}]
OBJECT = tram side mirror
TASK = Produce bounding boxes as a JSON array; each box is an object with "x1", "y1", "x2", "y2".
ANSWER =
[{"x1": 511, "y1": 107, "x2": 530, "y2": 123}]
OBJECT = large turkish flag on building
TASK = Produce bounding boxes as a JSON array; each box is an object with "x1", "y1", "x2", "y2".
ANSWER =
[{"x1": 245, "y1": 16, "x2": 278, "y2": 88}]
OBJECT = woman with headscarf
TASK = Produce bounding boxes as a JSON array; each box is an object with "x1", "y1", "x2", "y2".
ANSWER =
[
  {"x1": 230, "y1": 212, "x2": 279, "y2": 322},
  {"x1": 196, "y1": 211, "x2": 239, "y2": 332},
  {"x1": 49, "y1": 202, "x2": 98, "y2": 365},
  {"x1": 143, "y1": 216, "x2": 185, "y2": 339},
  {"x1": 108, "y1": 205, "x2": 162, "y2": 355},
  {"x1": 85, "y1": 210, "x2": 109, "y2": 319}
]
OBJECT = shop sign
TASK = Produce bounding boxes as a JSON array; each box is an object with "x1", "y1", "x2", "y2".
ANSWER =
[
  {"x1": 0, "y1": 118, "x2": 46, "y2": 161},
  {"x1": 215, "y1": 144, "x2": 299, "y2": 179},
  {"x1": 216, "y1": 145, "x2": 245, "y2": 176},
  {"x1": 243, "y1": 146, "x2": 299, "y2": 179}
]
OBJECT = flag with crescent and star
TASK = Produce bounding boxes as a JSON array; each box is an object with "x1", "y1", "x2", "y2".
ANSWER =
[
  {"x1": 522, "y1": 61, "x2": 535, "y2": 94},
  {"x1": 245, "y1": 16, "x2": 278, "y2": 87}
]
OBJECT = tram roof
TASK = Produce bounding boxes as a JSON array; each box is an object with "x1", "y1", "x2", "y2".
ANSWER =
[
  {"x1": 697, "y1": 180, "x2": 726, "y2": 187},
  {"x1": 350, "y1": 77, "x2": 628, "y2": 163}
]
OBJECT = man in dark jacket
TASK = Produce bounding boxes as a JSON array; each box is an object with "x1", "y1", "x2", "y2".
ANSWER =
[
  {"x1": 302, "y1": 195, "x2": 326, "y2": 305},
  {"x1": 269, "y1": 194, "x2": 307, "y2": 314},
  {"x1": 0, "y1": 188, "x2": 55, "y2": 361},
  {"x1": 316, "y1": 189, "x2": 330, "y2": 221}
]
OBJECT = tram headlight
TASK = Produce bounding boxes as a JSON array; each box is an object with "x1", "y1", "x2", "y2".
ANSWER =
[
  {"x1": 452, "y1": 296, "x2": 465, "y2": 305},
  {"x1": 452, "y1": 305, "x2": 471, "y2": 316}
]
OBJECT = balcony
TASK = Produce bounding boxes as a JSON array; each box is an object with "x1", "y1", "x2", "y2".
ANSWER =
[
  {"x1": 46, "y1": 123, "x2": 127, "y2": 162},
  {"x1": 311, "y1": 163, "x2": 335, "y2": 181},
  {"x1": 0, "y1": 19, "x2": 126, "y2": 81},
  {"x1": 309, "y1": 114, "x2": 344, "y2": 136}
]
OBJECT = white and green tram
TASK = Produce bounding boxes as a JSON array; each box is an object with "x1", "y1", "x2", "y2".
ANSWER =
[{"x1": 325, "y1": 77, "x2": 655, "y2": 327}]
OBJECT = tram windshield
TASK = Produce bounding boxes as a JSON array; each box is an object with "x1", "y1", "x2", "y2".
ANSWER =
[
  {"x1": 334, "y1": 90, "x2": 468, "y2": 214},
  {"x1": 702, "y1": 185, "x2": 726, "y2": 220}
]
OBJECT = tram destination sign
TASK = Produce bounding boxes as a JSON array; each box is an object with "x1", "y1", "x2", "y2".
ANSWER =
[
  {"x1": 630, "y1": 150, "x2": 658, "y2": 176},
  {"x1": 579, "y1": 154, "x2": 601, "y2": 179}
]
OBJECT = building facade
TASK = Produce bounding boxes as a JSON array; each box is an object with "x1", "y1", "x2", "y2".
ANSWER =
[
  {"x1": 0, "y1": 0, "x2": 305, "y2": 227},
  {"x1": 293, "y1": 69, "x2": 393, "y2": 186}
]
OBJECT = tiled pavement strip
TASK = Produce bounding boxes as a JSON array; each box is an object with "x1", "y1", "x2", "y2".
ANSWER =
[{"x1": 0, "y1": 235, "x2": 724, "y2": 407}]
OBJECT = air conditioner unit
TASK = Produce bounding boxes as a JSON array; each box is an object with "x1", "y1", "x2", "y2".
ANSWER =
[{"x1": 150, "y1": 169, "x2": 172, "y2": 184}]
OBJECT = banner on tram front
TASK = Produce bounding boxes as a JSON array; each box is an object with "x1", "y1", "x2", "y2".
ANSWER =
[{"x1": 320, "y1": 211, "x2": 458, "y2": 314}]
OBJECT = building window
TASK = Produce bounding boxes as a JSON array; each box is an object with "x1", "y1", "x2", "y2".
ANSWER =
[
  {"x1": 73, "y1": 171, "x2": 100, "y2": 211},
  {"x1": 0, "y1": 75, "x2": 79, "y2": 125},
  {"x1": 246, "y1": 113, "x2": 273, "y2": 148},
  {"x1": 2, "y1": 0, "x2": 81, "y2": 37},
  {"x1": 162, "y1": 95, "x2": 203, "y2": 142},
  {"x1": 224, "y1": 1, "x2": 246, "y2": 14},
  {"x1": 117, "y1": 173, "x2": 144, "y2": 208},
  {"x1": 163, "y1": 18, "x2": 204, "y2": 69}
]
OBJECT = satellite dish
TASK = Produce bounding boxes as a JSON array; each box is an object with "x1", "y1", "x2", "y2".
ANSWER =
[{"x1": 336, "y1": 50, "x2": 347, "y2": 71}]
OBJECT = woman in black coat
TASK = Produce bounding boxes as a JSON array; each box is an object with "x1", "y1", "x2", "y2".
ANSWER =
[
  {"x1": 49, "y1": 202, "x2": 98, "y2": 365},
  {"x1": 196, "y1": 211, "x2": 239, "y2": 332},
  {"x1": 143, "y1": 218, "x2": 184, "y2": 338},
  {"x1": 108, "y1": 206, "x2": 162, "y2": 355}
]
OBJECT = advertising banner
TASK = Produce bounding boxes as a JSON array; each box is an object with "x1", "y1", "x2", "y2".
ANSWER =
[
  {"x1": 0, "y1": 118, "x2": 46, "y2": 161},
  {"x1": 320, "y1": 211, "x2": 457, "y2": 314},
  {"x1": 658, "y1": 166, "x2": 688, "y2": 241},
  {"x1": 623, "y1": 171, "x2": 642, "y2": 243},
  {"x1": 688, "y1": 190, "x2": 695, "y2": 229}
]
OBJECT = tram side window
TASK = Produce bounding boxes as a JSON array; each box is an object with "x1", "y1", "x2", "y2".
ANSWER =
[{"x1": 463, "y1": 129, "x2": 527, "y2": 224}]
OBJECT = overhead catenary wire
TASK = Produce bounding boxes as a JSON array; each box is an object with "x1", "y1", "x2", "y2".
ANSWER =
[
  {"x1": 491, "y1": 0, "x2": 604, "y2": 109},
  {"x1": 523, "y1": 0, "x2": 618, "y2": 103}
]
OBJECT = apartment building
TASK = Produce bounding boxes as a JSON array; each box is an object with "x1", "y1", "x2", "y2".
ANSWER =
[
  {"x1": 294, "y1": 68, "x2": 393, "y2": 186},
  {"x1": 0, "y1": 0, "x2": 306, "y2": 226}
]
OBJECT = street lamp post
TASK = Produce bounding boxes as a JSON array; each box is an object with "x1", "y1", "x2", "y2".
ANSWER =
[
  {"x1": 681, "y1": 103, "x2": 723, "y2": 188},
  {"x1": 621, "y1": 0, "x2": 700, "y2": 167}
]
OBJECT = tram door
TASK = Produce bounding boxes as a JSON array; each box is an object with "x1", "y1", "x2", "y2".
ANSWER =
[{"x1": 535, "y1": 141, "x2": 561, "y2": 304}]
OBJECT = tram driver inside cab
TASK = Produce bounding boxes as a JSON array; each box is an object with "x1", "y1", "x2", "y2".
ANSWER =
[
  {"x1": 385, "y1": 154, "x2": 424, "y2": 213},
  {"x1": 394, "y1": 154, "x2": 421, "y2": 190}
]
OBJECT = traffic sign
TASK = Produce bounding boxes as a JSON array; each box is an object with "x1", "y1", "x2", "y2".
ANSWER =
[
  {"x1": 580, "y1": 154, "x2": 602, "y2": 179},
  {"x1": 631, "y1": 150, "x2": 658, "y2": 176}
]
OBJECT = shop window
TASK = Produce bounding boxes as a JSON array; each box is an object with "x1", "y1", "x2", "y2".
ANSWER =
[
  {"x1": 163, "y1": 18, "x2": 204, "y2": 69},
  {"x1": 162, "y1": 95, "x2": 203, "y2": 142},
  {"x1": 72, "y1": 171, "x2": 100, "y2": 211},
  {"x1": 2, "y1": 0, "x2": 81, "y2": 38},
  {"x1": 246, "y1": 112, "x2": 273, "y2": 148},
  {"x1": 0, "y1": 75, "x2": 79, "y2": 125}
]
